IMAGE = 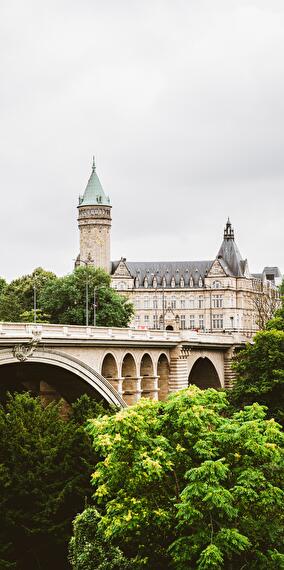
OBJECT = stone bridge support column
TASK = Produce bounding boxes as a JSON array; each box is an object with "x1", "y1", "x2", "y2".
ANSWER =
[
  {"x1": 141, "y1": 376, "x2": 159, "y2": 400},
  {"x1": 168, "y1": 345, "x2": 190, "y2": 394},
  {"x1": 224, "y1": 348, "x2": 237, "y2": 390},
  {"x1": 122, "y1": 376, "x2": 142, "y2": 406},
  {"x1": 107, "y1": 377, "x2": 123, "y2": 397}
]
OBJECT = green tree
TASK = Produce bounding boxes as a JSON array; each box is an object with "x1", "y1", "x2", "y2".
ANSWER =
[
  {"x1": 0, "y1": 393, "x2": 109, "y2": 570},
  {"x1": 0, "y1": 277, "x2": 7, "y2": 295},
  {"x1": 39, "y1": 266, "x2": 134, "y2": 327},
  {"x1": 70, "y1": 388, "x2": 284, "y2": 569},
  {"x1": 0, "y1": 268, "x2": 56, "y2": 322},
  {"x1": 229, "y1": 285, "x2": 284, "y2": 424}
]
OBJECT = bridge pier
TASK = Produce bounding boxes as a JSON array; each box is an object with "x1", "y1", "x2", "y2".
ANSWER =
[
  {"x1": 141, "y1": 375, "x2": 159, "y2": 400},
  {"x1": 224, "y1": 349, "x2": 237, "y2": 389},
  {"x1": 122, "y1": 376, "x2": 142, "y2": 405},
  {"x1": 168, "y1": 347, "x2": 189, "y2": 393}
]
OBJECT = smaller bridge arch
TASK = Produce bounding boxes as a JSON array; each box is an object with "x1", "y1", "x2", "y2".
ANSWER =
[
  {"x1": 121, "y1": 352, "x2": 139, "y2": 406},
  {"x1": 188, "y1": 356, "x2": 221, "y2": 389},
  {"x1": 140, "y1": 353, "x2": 157, "y2": 400},
  {"x1": 157, "y1": 353, "x2": 170, "y2": 401},
  {"x1": 101, "y1": 352, "x2": 122, "y2": 397}
]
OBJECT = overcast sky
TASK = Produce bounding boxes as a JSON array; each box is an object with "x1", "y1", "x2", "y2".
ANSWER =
[{"x1": 1, "y1": 0, "x2": 283, "y2": 282}]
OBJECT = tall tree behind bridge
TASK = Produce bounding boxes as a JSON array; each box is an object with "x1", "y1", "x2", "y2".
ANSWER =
[{"x1": 0, "y1": 267, "x2": 134, "y2": 328}]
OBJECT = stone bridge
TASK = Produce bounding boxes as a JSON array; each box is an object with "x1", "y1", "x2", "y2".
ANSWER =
[{"x1": 0, "y1": 323, "x2": 249, "y2": 407}]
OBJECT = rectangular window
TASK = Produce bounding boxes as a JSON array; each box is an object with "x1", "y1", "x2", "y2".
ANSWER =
[
  {"x1": 135, "y1": 315, "x2": 140, "y2": 326},
  {"x1": 199, "y1": 314, "x2": 204, "y2": 329},
  {"x1": 212, "y1": 295, "x2": 223, "y2": 308},
  {"x1": 180, "y1": 299, "x2": 186, "y2": 309},
  {"x1": 180, "y1": 315, "x2": 186, "y2": 330},
  {"x1": 198, "y1": 296, "x2": 204, "y2": 309},
  {"x1": 153, "y1": 314, "x2": 159, "y2": 329},
  {"x1": 212, "y1": 314, "x2": 223, "y2": 329},
  {"x1": 144, "y1": 315, "x2": 149, "y2": 324},
  {"x1": 144, "y1": 298, "x2": 149, "y2": 309},
  {"x1": 153, "y1": 298, "x2": 158, "y2": 309},
  {"x1": 171, "y1": 298, "x2": 176, "y2": 309},
  {"x1": 189, "y1": 315, "x2": 195, "y2": 329},
  {"x1": 189, "y1": 298, "x2": 194, "y2": 309},
  {"x1": 135, "y1": 298, "x2": 140, "y2": 309}
]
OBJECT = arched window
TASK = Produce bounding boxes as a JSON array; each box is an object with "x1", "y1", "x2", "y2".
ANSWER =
[
  {"x1": 162, "y1": 276, "x2": 166, "y2": 287},
  {"x1": 198, "y1": 277, "x2": 203, "y2": 287},
  {"x1": 171, "y1": 277, "x2": 175, "y2": 288},
  {"x1": 144, "y1": 277, "x2": 148, "y2": 288},
  {"x1": 135, "y1": 276, "x2": 140, "y2": 288},
  {"x1": 212, "y1": 280, "x2": 221, "y2": 289},
  {"x1": 117, "y1": 282, "x2": 126, "y2": 290},
  {"x1": 189, "y1": 276, "x2": 194, "y2": 288},
  {"x1": 180, "y1": 276, "x2": 185, "y2": 288},
  {"x1": 152, "y1": 276, "x2": 157, "y2": 288}
]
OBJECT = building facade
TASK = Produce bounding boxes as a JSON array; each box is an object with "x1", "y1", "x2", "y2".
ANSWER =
[{"x1": 76, "y1": 160, "x2": 281, "y2": 333}]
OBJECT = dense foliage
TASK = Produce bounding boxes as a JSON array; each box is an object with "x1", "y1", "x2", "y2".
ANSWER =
[
  {"x1": 0, "y1": 268, "x2": 55, "y2": 322},
  {"x1": 70, "y1": 387, "x2": 284, "y2": 570},
  {"x1": 0, "y1": 393, "x2": 110, "y2": 570},
  {"x1": 229, "y1": 293, "x2": 284, "y2": 425},
  {"x1": 0, "y1": 266, "x2": 134, "y2": 327}
]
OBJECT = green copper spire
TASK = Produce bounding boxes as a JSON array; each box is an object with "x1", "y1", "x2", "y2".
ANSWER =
[{"x1": 79, "y1": 157, "x2": 110, "y2": 207}]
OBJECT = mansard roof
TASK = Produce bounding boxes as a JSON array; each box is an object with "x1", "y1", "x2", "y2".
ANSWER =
[
  {"x1": 111, "y1": 221, "x2": 280, "y2": 286},
  {"x1": 111, "y1": 260, "x2": 213, "y2": 287},
  {"x1": 79, "y1": 157, "x2": 111, "y2": 207}
]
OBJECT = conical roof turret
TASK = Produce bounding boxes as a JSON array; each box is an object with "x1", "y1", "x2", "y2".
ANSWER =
[
  {"x1": 79, "y1": 157, "x2": 111, "y2": 207},
  {"x1": 217, "y1": 218, "x2": 246, "y2": 276}
]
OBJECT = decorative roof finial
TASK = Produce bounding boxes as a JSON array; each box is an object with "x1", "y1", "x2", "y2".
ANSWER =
[
  {"x1": 224, "y1": 218, "x2": 234, "y2": 240},
  {"x1": 92, "y1": 156, "x2": 96, "y2": 171}
]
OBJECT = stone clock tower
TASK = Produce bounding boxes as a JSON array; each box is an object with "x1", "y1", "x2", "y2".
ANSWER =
[{"x1": 76, "y1": 158, "x2": 112, "y2": 272}]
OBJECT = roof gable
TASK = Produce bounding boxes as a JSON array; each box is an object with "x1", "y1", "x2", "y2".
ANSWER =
[
  {"x1": 112, "y1": 258, "x2": 132, "y2": 278},
  {"x1": 207, "y1": 259, "x2": 228, "y2": 278}
]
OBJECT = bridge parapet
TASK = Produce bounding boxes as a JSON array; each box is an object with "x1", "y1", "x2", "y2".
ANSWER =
[{"x1": 0, "y1": 322, "x2": 249, "y2": 348}]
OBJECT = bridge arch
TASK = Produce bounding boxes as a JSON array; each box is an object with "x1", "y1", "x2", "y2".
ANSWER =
[
  {"x1": 157, "y1": 353, "x2": 170, "y2": 401},
  {"x1": 140, "y1": 353, "x2": 156, "y2": 399},
  {"x1": 0, "y1": 349, "x2": 126, "y2": 408},
  {"x1": 188, "y1": 356, "x2": 221, "y2": 389}
]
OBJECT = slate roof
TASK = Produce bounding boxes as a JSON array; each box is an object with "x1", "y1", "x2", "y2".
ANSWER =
[
  {"x1": 79, "y1": 158, "x2": 110, "y2": 207},
  {"x1": 263, "y1": 267, "x2": 282, "y2": 277},
  {"x1": 111, "y1": 260, "x2": 213, "y2": 287},
  {"x1": 216, "y1": 220, "x2": 245, "y2": 277},
  {"x1": 110, "y1": 220, "x2": 281, "y2": 287}
]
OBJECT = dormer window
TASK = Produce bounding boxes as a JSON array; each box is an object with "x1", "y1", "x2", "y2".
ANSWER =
[
  {"x1": 135, "y1": 277, "x2": 140, "y2": 288},
  {"x1": 189, "y1": 276, "x2": 194, "y2": 288},
  {"x1": 162, "y1": 276, "x2": 166, "y2": 287},
  {"x1": 153, "y1": 276, "x2": 157, "y2": 288},
  {"x1": 198, "y1": 277, "x2": 203, "y2": 287},
  {"x1": 180, "y1": 276, "x2": 185, "y2": 288},
  {"x1": 171, "y1": 277, "x2": 175, "y2": 288},
  {"x1": 144, "y1": 277, "x2": 148, "y2": 288}
]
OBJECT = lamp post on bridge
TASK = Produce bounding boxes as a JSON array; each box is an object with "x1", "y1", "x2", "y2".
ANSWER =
[{"x1": 78, "y1": 258, "x2": 93, "y2": 327}]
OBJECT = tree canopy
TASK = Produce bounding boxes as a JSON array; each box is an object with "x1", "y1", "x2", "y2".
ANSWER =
[
  {"x1": 0, "y1": 268, "x2": 56, "y2": 322},
  {"x1": 0, "y1": 266, "x2": 134, "y2": 328},
  {"x1": 0, "y1": 393, "x2": 111, "y2": 570},
  {"x1": 229, "y1": 288, "x2": 284, "y2": 425},
  {"x1": 70, "y1": 387, "x2": 284, "y2": 570}
]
